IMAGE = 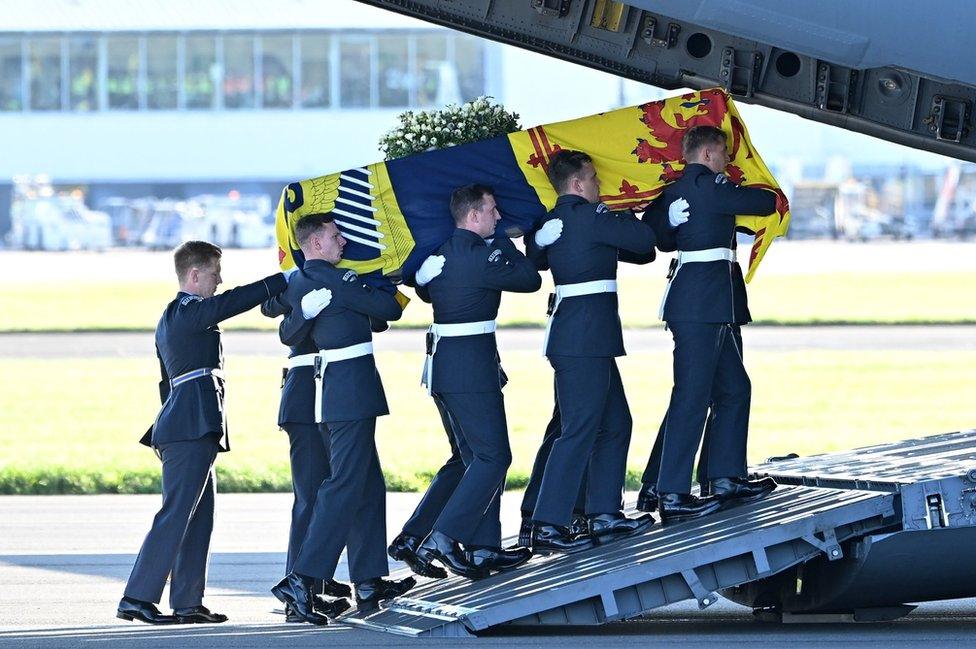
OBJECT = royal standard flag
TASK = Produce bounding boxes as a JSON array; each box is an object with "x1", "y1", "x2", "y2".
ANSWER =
[{"x1": 276, "y1": 88, "x2": 790, "y2": 283}]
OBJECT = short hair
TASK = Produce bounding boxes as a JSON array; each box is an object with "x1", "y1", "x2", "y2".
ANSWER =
[
  {"x1": 174, "y1": 241, "x2": 221, "y2": 281},
  {"x1": 449, "y1": 183, "x2": 494, "y2": 225},
  {"x1": 546, "y1": 149, "x2": 592, "y2": 194},
  {"x1": 294, "y1": 212, "x2": 335, "y2": 246},
  {"x1": 682, "y1": 125, "x2": 728, "y2": 160}
]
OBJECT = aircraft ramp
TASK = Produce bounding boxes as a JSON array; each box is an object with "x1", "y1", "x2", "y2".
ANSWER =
[{"x1": 342, "y1": 430, "x2": 976, "y2": 636}]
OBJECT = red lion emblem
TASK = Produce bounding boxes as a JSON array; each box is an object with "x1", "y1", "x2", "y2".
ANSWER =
[{"x1": 632, "y1": 88, "x2": 737, "y2": 182}]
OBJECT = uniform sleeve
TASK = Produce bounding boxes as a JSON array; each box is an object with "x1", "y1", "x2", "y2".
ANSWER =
[
  {"x1": 618, "y1": 211, "x2": 657, "y2": 265},
  {"x1": 156, "y1": 345, "x2": 170, "y2": 405},
  {"x1": 478, "y1": 237, "x2": 542, "y2": 293},
  {"x1": 523, "y1": 222, "x2": 551, "y2": 271},
  {"x1": 179, "y1": 273, "x2": 287, "y2": 331},
  {"x1": 643, "y1": 194, "x2": 677, "y2": 252},
  {"x1": 709, "y1": 175, "x2": 778, "y2": 216},
  {"x1": 279, "y1": 306, "x2": 315, "y2": 347},
  {"x1": 334, "y1": 276, "x2": 403, "y2": 322},
  {"x1": 260, "y1": 294, "x2": 289, "y2": 318},
  {"x1": 414, "y1": 284, "x2": 432, "y2": 304},
  {"x1": 591, "y1": 207, "x2": 656, "y2": 254}
]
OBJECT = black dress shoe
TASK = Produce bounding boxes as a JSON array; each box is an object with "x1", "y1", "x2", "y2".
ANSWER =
[
  {"x1": 636, "y1": 483, "x2": 659, "y2": 512},
  {"x1": 270, "y1": 572, "x2": 329, "y2": 625},
  {"x1": 518, "y1": 516, "x2": 533, "y2": 548},
  {"x1": 415, "y1": 531, "x2": 490, "y2": 579},
  {"x1": 709, "y1": 476, "x2": 777, "y2": 505},
  {"x1": 117, "y1": 597, "x2": 177, "y2": 625},
  {"x1": 284, "y1": 599, "x2": 349, "y2": 623},
  {"x1": 531, "y1": 523, "x2": 595, "y2": 554},
  {"x1": 658, "y1": 492, "x2": 722, "y2": 524},
  {"x1": 569, "y1": 512, "x2": 589, "y2": 537},
  {"x1": 285, "y1": 604, "x2": 303, "y2": 623},
  {"x1": 322, "y1": 578, "x2": 353, "y2": 598},
  {"x1": 355, "y1": 576, "x2": 417, "y2": 611},
  {"x1": 469, "y1": 546, "x2": 532, "y2": 572},
  {"x1": 174, "y1": 605, "x2": 228, "y2": 624},
  {"x1": 388, "y1": 532, "x2": 449, "y2": 579},
  {"x1": 587, "y1": 511, "x2": 655, "y2": 542}
]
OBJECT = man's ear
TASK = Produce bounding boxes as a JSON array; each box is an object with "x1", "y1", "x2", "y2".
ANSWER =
[{"x1": 188, "y1": 267, "x2": 199, "y2": 284}]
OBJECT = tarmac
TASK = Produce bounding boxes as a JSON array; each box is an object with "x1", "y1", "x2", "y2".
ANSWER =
[
  {"x1": 2, "y1": 325, "x2": 976, "y2": 359},
  {"x1": 1, "y1": 492, "x2": 974, "y2": 648}
]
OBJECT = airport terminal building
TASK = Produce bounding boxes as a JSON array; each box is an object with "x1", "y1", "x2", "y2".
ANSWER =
[{"x1": 0, "y1": 0, "x2": 659, "y2": 239}]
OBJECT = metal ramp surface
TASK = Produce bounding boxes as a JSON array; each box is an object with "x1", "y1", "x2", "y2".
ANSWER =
[
  {"x1": 343, "y1": 485, "x2": 895, "y2": 637},
  {"x1": 754, "y1": 428, "x2": 976, "y2": 490},
  {"x1": 727, "y1": 430, "x2": 976, "y2": 617}
]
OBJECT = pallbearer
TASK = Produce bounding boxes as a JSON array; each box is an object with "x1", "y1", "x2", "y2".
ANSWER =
[
  {"x1": 529, "y1": 150, "x2": 658, "y2": 554},
  {"x1": 272, "y1": 214, "x2": 414, "y2": 624},
  {"x1": 644, "y1": 125, "x2": 778, "y2": 523},
  {"x1": 410, "y1": 184, "x2": 541, "y2": 579}
]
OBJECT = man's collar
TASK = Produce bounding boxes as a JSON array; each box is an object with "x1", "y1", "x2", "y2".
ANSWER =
[
  {"x1": 454, "y1": 227, "x2": 488, "y2": 245},
  {"x1": 304, "y1": 258, "x2": 335, "y2": 269},
  {"x1": 684, "y1": 162, "x2": 713, "y2": 175},
  {"x1": 555, "y1": 193, "x2": 589, "y2": 206}
]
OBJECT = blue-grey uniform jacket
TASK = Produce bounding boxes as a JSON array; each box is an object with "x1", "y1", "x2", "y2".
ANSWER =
[
  {"x1": 532, "y1": 194, "x2": 656, "y2": 358},
  {"x1": 417, "y1": 229, "x2": 541, "y2": 394},
  {"x1": 646, "y1": 163, "x2": 777, "y2": 324},
  {"x1": 280, "y1": 259, "x2": 402, "y2": 423},
  {"x1": 261, "y1": 294, "x2": 318, "y2": 427},
  {"x1": 144, "y1": 273, "x2": 287, "y2": 450}
]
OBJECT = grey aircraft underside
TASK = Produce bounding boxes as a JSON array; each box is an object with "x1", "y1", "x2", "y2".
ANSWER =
[{"x1": 353, "y1": 0, "x2": 976, "y2": 162}]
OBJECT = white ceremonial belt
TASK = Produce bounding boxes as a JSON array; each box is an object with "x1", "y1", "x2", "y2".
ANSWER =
[
  {"x1": 430, "y1": 320, "x2": 497, "y2": 337},
  {"x1": 312, "y1": 342, "x2": 375, "y2": 424},
  {"x1": 170, "y1": 367, "x2": 222, "y2": 388},
  {"x1": 677, "y1": 248, "x2": 736, "y2": 263},
  {"x1": 421, "y1": 320, "x2": 497, "y2": 395},
  {"x1": 285, "y1": 353, "x2": 317, "y2": 370},
  {"x1": 543, "y1": 280, "x2": 618, "y2": 356},
  {"x1": 659, "y1": 247, "x2": 737, "y2": 320}
]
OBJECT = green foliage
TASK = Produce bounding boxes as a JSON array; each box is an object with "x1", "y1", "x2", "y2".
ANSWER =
[
  {"x1": 2, "y1": 349, "x2": 973, "y2": 495},
  {"x1": 379, "y1": 96, "x2": 521, "y2": 160}
]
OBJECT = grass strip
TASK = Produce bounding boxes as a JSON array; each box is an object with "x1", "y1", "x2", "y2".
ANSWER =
[{"x1": 3, "y1": 272, "x2": 976, "y2": 332}]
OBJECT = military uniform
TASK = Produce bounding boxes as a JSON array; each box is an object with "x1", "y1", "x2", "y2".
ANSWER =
[
  {"x1": 397, "y1": 396, "x2": 468, "y2": 541},
  {"x1": 641, "y1": 407, "x2": 714, "y2": 489},
  {"x1": 283, "y1": 260, "x2": 402, "y2": 584},
  {"x1": 644, "y1": 162, "x2": 776, "y2": 494},
  {"x1": 418, "y1": 230, "x2": 541, "y2": 546},
  {"x1": 125, "y1": 273, "x2": 287, "y2": 609},
  {"x1": 531, "y1": 195, "x2": 655, "y2": 527},
  {"x1": 261, "y1": 291, "x2": 331, "y2": 581}
]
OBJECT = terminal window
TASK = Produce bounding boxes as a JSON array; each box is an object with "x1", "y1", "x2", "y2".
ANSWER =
[{"x1": 1, "y1": 30, "x2": 486, "y2": 113}]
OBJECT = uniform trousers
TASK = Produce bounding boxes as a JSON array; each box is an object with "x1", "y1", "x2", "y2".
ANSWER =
[
  {"x1": 532, "y1": 356, "x2": 631, "y2": 526},
  {"x1": 431, "y1": 391, "x2": 510, "y2": 545},
  {"x1": 641, "y1": 409, "x2": 712, "y2": 487},
  {"x1": 283, "y1": 423, "x2": 331, "y2": 575},
  {"x1": 520, "y1": 385, "x2": 587, "y2": 517},
  {"x1": 657, "y1": 322, "x2": 750, "y2": 494},
  {"x1": 400, "y1": 396, "x2": 465, "y2": 539},
  {"x1": 293, "y1": 418, "x2": 388, "y2": 583},
  {"x1": 124, "y1": 435, "x2": 219, "y2": 608}
]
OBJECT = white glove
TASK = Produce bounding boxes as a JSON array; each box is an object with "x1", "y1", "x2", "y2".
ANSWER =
[
  {"x1": 415, "y1": 255, "x2": 445, "y2": 287},
  {"x1": 301, "y1": 287, "x2": 333, "y2": 319},
  {"x1": 282, "y1": 266, "x2": 298, "y2": 283},
  {"x1": 534, "y1": 218, "x2": 563, "y2": 247},
  {"x1": 668, "y1": 197, "x2": 690, "y2": 228}
]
